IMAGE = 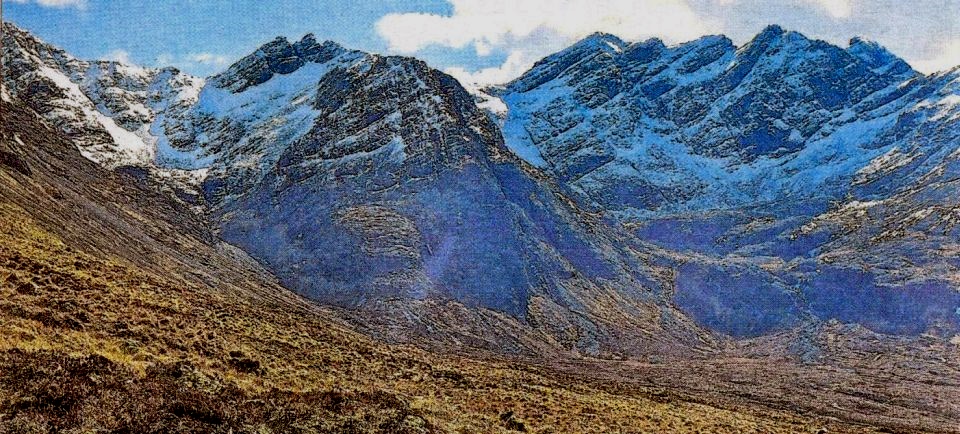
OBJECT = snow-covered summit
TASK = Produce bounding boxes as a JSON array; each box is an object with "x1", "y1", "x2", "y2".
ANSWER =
[
  {"x1": 2, "y1": 22, "x2": 205, "y2": 188},
  {"x1": 5, "y1": 22, "x2": 960, "y2": 341},
  {"x1": 490, "y1": 25, "x2": 960, "y2": 338},
  {"x1": 847, "y1": 36, "x2": 915, "y2": 77},
  {"x1": 495, "y1": 25, "x2": 953, "y2": 218},
  {"x1": 210, "y1": 34, "x2": 354, "y2": 93}
]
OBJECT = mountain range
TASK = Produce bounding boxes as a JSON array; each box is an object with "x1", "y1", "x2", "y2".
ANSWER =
[
  {"x1": 3, "y1": 20, "x2": 960, "y2": 432},
  {"x1": 490, "y1": 25, "x2": 960, "y2": 339}
]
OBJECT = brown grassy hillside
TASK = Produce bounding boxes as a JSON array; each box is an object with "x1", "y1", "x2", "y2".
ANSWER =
[
  {"x1": 0, "y1": 199, "x2": 862, "y2": 433},
  {"x1": 0, "y1": 94, "x2": 942, "y2": 433}
]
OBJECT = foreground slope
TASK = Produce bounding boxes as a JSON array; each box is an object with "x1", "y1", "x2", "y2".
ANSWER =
[
  {"x1": 0, "y1": 91, "x2": 895, "y2": 434},
  {"x1": 3, "y1": 23, "x2": 960, "y2": 433}
]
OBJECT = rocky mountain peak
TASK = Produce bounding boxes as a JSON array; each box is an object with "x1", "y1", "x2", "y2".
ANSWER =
[
  {"x1": 503, "y1": 32, "x2": 627, "y2": 93},
  {"x1": 497, "y1": 24, "x2": 953, "y2": 221},
  {"x1": 758, "y1": 23, "x2": 785, "y2": 37},
  {"x1": 574, "y1": 31, "x2": 627, "y2": 51},
  {"x1": 173, "y1": 26, "x2": 704, "y2": 356},
  {"x1": 6, "y1": 20, "x2": 960, "y2": 359},
  {"x1": 3, "y1": 21, "x2": 78, "y2": 70},
  {"x1": 737, "y1": 24, "x2": 809, "y2": 58},
  {"x1": 2, "y1": 22, "x2": 203, "y2": 172},
  {"x1": 847, "y1": 36, "x2": 915, "y2": 76},
  {"x1": 210, "y1": 34, "x2": 351, "y2": 93},
  {"x1": 621, "y1": 37, "x2": 667, "y2": 61}
]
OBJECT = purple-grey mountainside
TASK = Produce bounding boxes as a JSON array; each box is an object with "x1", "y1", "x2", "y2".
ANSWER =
[
  {"x1": 492, "y1": 25, "x2": 960, "y2": 340},
  {"x1": 3, "y1": 21, "x2": 960, "y2": 358}
]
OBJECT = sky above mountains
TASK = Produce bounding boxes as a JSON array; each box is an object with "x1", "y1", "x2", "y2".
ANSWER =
[{"x1": 5, "y1": 0, "x2": 959, "y2": 83}]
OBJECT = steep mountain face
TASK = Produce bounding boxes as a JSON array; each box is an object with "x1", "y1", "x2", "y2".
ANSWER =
[
  {"x1": 2, "y1": 22, "x2": 207, "y2": 201},
  {"x1": 3, "y1": 26, "x2": 712, "y2": 356},
  {"x1": 802, "y1": 68, "x2": 960, "y2": 288},
  {"x1": 187, "y1": 36, "x2": 712, "y2": 356},
  {"x1": 6, "y1": 21, "x2": 958, "y2": 351},
  {"x1": 179, "y1": 35, "x2": 370, "y2": 206},
  {"x1": 6, "y1": 21, "x2": 960, "y2": 433},
  {"x1": 10, "y1": 92, "x2": 817, "y2": 434},
  {"x1": 495, "y1": 26, "x2": 934, "y2": 217},
  {"x1": 495, "y1": 26, "x2": 960, "y2": 338}
]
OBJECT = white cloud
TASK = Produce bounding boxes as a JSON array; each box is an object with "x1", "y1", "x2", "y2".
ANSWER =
[
  {"x1": 156, "y1": 52, "x2": 232, "y2": 73},
  {"x1": 377, "y1": 0, "x2": 709, "y2": 86},
  {"x1": 8, "y1": 0, "x2": 87, "y2": 9},
  {"x1": 715, "y1": 0, "x2": 853, "y2": 19},
  {"x1": 445, "y1": 51, "x2": 533, "y2": 86},
  {"x1": 186, "y1": 53, "x2": 231, "y2": 68},
  {"x1": 376, "y1": 0, "x2": 708, "y2": 55},
  {"x1": 805, "y1": 0, "x2": 854, "y2": 18},
  {"x1": 157, "y1": 53, "x2": 175, "y2": 66},
  {"x1": 104, "y1": 49, "x2": 132, "y2": 64},
  {"x1": 911, "y1": 39, "x2": 960, "y2": 74}
]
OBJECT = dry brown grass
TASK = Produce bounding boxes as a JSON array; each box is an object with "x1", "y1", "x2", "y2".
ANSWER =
[{"x1": 0, "y1": 201, "x2": 870, "y2": 434}]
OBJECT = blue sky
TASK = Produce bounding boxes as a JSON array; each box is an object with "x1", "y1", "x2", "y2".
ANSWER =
[{"x1": 5, "y1": 0, "x2": 960, "y2": 83}]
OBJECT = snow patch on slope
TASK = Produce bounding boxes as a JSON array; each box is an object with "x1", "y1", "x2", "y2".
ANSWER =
[
  {"x1": 854, "y1": 147, "x2": 918, "y2": 184},
  {"x1": 37, "y1": 64, "x2": 153, "y2": 167}
]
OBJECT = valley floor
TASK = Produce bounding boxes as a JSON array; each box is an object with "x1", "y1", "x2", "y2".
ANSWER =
[
  {"x1": 3, "y1": 20, "x2": 960, "y2": 433},
  {"x1": 1, "y1": 91, "x2": 956, "y2": 433},
  {"x1": 2, "y1": 201, "x2": 956, "y2": 434}
]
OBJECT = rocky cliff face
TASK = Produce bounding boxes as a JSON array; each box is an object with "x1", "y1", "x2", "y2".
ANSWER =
[
  {"x1": 3, "y1": 23, "x2": 202, "y2": 165},
  {"x1": 3, "y1": 26, "x2": 713, "y2": 356},
  {"x1": 5, "y1": 22, "x2": 959, "y2": 354},
  {"x1": 495, "y1": 26, "x2": 960, "y2": 339},
  {"x1": 189, "y1": 36, "x2": 711, "y2": 356},
  {"x1": 2, "y1": 22, "x2": 207, "y2": 204},
  {"x1": 494, "y1": 25, "x2": 937, "y2": 216}
]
